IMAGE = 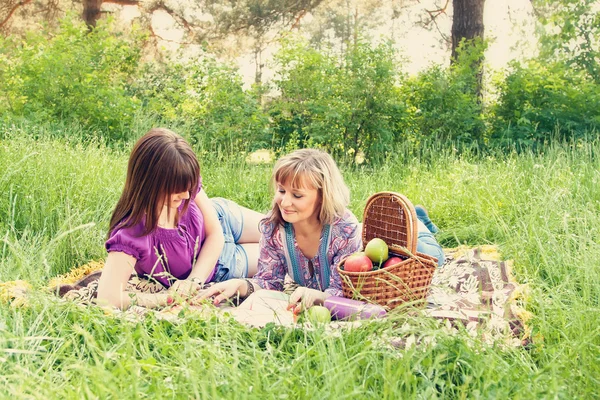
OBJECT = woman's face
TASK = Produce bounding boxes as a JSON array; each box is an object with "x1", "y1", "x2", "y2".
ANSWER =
[
  {"x1": 275, "y1": 178, "x2": 321, "y2": 226},
  {"x1": 165, "y1": 190, "x2": 191, "y2": 210}
]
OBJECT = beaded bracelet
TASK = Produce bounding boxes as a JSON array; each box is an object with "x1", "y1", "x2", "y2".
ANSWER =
[{"x1": 243, "y1": 279, "x2": 255, "y2": 298}]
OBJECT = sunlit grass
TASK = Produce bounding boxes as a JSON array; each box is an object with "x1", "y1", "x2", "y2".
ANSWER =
[{"x1": 0, "y1": 128, "x2": 598, "y2": 398}]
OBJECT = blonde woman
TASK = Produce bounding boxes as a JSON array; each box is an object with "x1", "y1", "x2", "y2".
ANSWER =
[{"x1": 199, "y1": 149, "x2": 362, "y2": 312}]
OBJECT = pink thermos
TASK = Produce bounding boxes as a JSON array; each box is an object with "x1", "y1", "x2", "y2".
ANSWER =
[{"x1": 324, "y1": 296, "x2": 387, "y2": 320}]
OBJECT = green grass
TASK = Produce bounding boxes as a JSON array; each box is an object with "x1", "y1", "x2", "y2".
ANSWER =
[{"x1": 0, "y1": 128, "x2": 599, "y2": 398}]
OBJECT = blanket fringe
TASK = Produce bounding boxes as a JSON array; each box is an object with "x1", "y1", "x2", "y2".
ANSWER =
[{"x1": 47, "y1": 260, "x2": 104, "y2": 289}]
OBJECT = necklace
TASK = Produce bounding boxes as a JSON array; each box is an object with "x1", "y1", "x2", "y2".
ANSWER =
[{"x1": 284, "y1": 223, "x2": 332, "y2": 290}]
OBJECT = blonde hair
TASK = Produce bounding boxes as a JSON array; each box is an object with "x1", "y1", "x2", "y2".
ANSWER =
[{"x1": 266, "y1": 148, "x2": 349, "y2": 227}]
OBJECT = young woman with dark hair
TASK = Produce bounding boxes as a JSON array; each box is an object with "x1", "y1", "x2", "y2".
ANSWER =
[{"x1": 97, "y1": 128, "x2": 264, "y2": 309}]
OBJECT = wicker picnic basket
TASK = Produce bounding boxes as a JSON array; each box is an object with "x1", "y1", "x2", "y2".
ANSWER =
[{"x1": 337, "y1": 192, "x2": 437, "y2": 309}]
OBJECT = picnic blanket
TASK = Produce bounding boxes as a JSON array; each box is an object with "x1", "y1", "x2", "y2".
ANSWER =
[
  {"x1": 425, "y1": 246, "x2": 531, "y2": 347},
  {"x1": 1, "y1": 245, "x2": 531, "y2": 347}
]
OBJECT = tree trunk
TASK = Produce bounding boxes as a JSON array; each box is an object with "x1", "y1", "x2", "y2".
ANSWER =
[
  {"x1": 451, "y1": 0, "x2": 485, "y2": 99},
  {"x1": 451, "y1": 0, "x2": 485, "y2": 63},
  {"x1": 82, "y1": 0, "x2": 103, "y2": 29}
]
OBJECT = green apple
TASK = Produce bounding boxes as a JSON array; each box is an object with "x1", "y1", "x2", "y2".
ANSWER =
[
  {"x1": 307, "y1": 305, "x2": 332, "y2": 324},
  {"x1": 364, "y1": 238, "x2": 389, "y2": 264}
]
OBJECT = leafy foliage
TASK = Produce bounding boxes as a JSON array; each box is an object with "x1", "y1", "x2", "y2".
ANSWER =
[
  {"x1": 0, "y1": 16, "x2": 143, "y2": 140},
  {"x1": 128, "y1": 56, "x2": 269, "y2": 152},
  {"x1": 535, "y1": 0, "x2": 600, "y2": 83},
  {"x1": 400, "y1": 39, "x2": 487, "y2": 143},
  {"x1": 1, "y1": 10, "x2": 599, "y2": 156},
  {"x1": 268, "y1": 36, "x2": 408, "y2": 164},
  {"x1": 205, "y1": 0, "x2": 324, "y2": 38},
  {"x1": 491, "y1": 60, "x2": 600, "y2": 146}
]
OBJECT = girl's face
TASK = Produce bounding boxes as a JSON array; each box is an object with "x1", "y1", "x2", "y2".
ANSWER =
[
  {"x1": 165, "y1": 190, "x2": 191, "y2": 210},
  {"x1": 275, "y1": 178, "x2": 321, "y2": 226}
]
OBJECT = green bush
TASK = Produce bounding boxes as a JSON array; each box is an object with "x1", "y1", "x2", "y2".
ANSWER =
[
  {"x1": 536, "y1": 0, "x2": 600, "y2": 84},
  {"x1": 0, "y1": 16, "x2": 143, "y2": 140},
  {"x1": 4, "y1": 13, "x2": 600, "y2": 155},
  {"x1": 400, "y1": 40, "x2": 486, "y2": 143},
  {"x1": 268, "y1": 36, "x2": 408, "y2": 165},
  {"x1": 491, "y1": 60, "x2": 600, "y2": 146},
  {"x1": 129, "y1": 56, "x2": 269, "y2": 152}
]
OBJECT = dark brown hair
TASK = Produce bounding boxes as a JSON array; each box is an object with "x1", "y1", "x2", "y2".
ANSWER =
[{"x1": 108, "y1": 128, "x2": 200, "y2": 237}]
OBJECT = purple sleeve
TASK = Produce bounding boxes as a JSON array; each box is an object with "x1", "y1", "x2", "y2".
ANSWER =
[
  {"x1": 105, "y1": 227, "x2": 148, "y2": 260},
  {"x1": 325, "y1": 210, "x2": 362, "y2": 297},
  {"x1": 252, "y1": 224, "x2": 286, "y2": 292},
  {"x1": 191, "y1": 175, "x2": 203, "y2": 199}
]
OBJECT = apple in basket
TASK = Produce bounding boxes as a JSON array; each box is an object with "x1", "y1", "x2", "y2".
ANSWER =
[
  {"x1": 364, "y1": 238, "x2": 389, "y2": 264},
  {"x1": 382, "y1": 256, "x2": 403, "y2": 269},
  {"x1": 343, "y1": 252, "x2": 373, "y2": 272}
]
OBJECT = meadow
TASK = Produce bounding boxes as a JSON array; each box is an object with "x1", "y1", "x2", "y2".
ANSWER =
[{"x1": 0, "y1": 127, "x2": 598, "y2": 398}]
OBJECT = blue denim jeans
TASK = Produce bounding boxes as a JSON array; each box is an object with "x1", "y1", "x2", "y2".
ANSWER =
[
  {"x1": 210, "y1": 198, "x2": 249, "y2": 281},
  {"x1": 416, "y1": 220, "x2": 445, "y2": 267}
]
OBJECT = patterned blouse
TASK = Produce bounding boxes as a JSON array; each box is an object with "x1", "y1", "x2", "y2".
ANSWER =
[{"x1": 253, "y1": 209, "x2": 362, "y2": 297}]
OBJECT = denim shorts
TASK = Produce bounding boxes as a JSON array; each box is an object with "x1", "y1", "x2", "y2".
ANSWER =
[
  {"x1": 210, "y1": 198, "x2": 249, "y2": 282},
  {"x1": 416, "y1": 220, "x2": 445, "y2": 267}
]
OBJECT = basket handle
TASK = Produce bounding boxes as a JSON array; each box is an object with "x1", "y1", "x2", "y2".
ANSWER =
[{"x1": 362, "y1": 191, "x2": 419, "y2": 254}]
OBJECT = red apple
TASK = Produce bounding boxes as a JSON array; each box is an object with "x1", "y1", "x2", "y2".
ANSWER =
[
  {"x1": 382, "y1": 256, "x2": 403, "y2": 269},
  {"x1": 343, "y1": 252, "x2": 373, "y2": 272}
]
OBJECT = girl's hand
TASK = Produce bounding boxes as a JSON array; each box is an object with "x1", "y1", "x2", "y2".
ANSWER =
[
  {"x1": 169, "y1": 279, "x2": 202, "y2": 297},
  {"x1": 287, "y1": 287, "x2": 328, "y2": 315},
  {"x1": 195, "y1": 279, "x2": 247, "y2": 305}
]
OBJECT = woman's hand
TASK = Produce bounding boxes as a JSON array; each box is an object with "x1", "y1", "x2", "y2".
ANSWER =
[
  {"x1": 195, "y1": 279, "x2": 248, "y2": 305},
  {"x1": 169, "y1": 279, "x2": 203, "y2": 298},
  {"x1": 287, "y1": 287, "x2": 329, "y2": 315}
]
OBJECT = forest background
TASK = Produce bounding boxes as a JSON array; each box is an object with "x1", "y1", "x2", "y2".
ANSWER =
[
  {"x1": 1, "y1": 0, "x2": 599, "y2": 162},
  {"x1": 0, "y1": 0, "x2": 599, "y2": 398}
]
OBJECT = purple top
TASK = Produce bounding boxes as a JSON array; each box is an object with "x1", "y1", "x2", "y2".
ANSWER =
[
  {"x1": 253, "y1": 209, "x2": 361, "y2": 297},
  {"x1": 105, "y1": 177, "x2": 209, "y2": 287}
]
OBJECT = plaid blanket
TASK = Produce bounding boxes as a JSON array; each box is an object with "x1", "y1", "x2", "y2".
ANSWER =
[{"x1": 1, "y1": 246, "x2": 530, "y2": 347}]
